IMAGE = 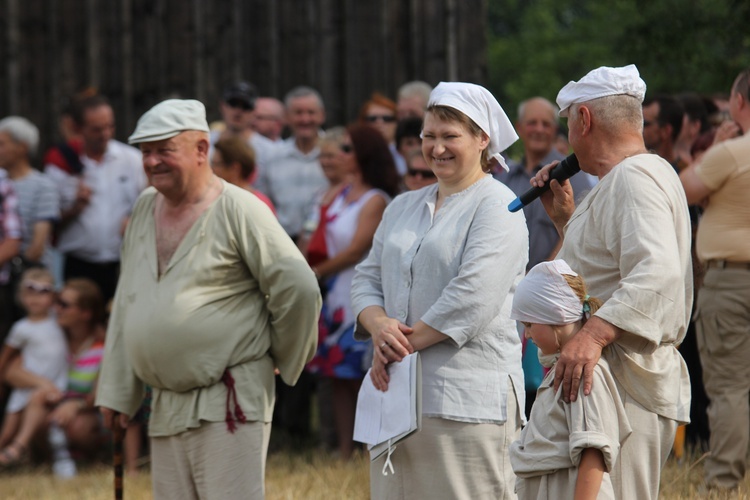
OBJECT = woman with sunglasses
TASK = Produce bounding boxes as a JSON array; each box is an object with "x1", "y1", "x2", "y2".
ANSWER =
[
  {"x1": 0, "y1": 277, "x2": 105, "y2": 475},
  {"x1": 403, "y1": 151, "x2": 438, "y2": 191},
  {"x1": 352, "y1": 82, "x2": 528, "y2": 498},
  {"x1": 308, "y1": 123, "x2": 399, "y2": 459},
  {"x1": 358, "y1": 93, "x2": 406, "y2": 175}
]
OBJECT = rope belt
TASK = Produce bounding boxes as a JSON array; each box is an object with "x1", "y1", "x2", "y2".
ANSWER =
[{"x1": 221, "y1": 369, "x2": 247, "y2": 433}]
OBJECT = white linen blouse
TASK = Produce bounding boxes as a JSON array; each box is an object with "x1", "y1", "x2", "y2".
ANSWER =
[{"x1": 352, "y1": 175, "x2": 529, "y2": 423}]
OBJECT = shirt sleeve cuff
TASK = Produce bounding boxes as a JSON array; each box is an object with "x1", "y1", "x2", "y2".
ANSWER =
[
  {"x1": 421, "y1": 309, "x2": 471, "y2": 348},
  {"x1": 569, "y1": 431, "x2": 620, "y2": 472},
  {"x1": 595, "y1": 302, "x2": 661, "y2": 354}
]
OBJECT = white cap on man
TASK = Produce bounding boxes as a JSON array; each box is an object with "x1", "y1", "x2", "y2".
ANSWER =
[
  {"x1": 128, "y1": 99, "x2": 210, "y2": 144},
  {"x1": 556, "y1": 64, "x2": 647, "y2": 117}
]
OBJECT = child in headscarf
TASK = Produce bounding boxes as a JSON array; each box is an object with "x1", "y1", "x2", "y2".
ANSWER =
[{"x1": 509, "y1": 260, "x2": 632, "y2": 499}]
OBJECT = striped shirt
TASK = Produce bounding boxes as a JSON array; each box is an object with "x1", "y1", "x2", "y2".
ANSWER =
[
  {"x1": 10, "y1": 170, "x2": 60, "y2": 254},
  {"x1": 66, "y1": 340, "x2": 104, "y2": 399}
]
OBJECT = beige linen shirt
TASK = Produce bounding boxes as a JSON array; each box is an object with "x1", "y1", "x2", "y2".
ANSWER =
[
  {"x1": 694, "y1": 132, "x2": 750, "y2": 262},
  {"x1": 558, "y1": 154, "x2": 692, "y2": 423},
  {"x1": 511, "y1": 358, "x2": 632, "y2": 499},
  {"x1": 96, "y1": 182, "x2": 321, "y2": 436}
]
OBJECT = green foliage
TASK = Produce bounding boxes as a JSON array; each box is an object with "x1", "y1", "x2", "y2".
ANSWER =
[{"x1": 487, "y1": 0, "x2": 750, "y2": 121}]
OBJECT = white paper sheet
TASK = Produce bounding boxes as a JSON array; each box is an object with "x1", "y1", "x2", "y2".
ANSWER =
[{"x1": 353, "y1": 352, "x2": 417, "y2": 446}]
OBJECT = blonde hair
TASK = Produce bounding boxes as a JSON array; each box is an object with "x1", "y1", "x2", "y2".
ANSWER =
[
  {"x1": 320, "y1": 126, "x2": 346, "y2": 147},
  {"x1": 562, "y1": 274, "x2": 602, "y2": 316},
  {"x1": 425, "y1": 105, "x2": 491, "y2": 172},
  {"x1": 16, "y1": 267, "x2": 55, "y2": 306},
  {"x1": 20, "y1": 267, "x2": 54, "y2": 286}
]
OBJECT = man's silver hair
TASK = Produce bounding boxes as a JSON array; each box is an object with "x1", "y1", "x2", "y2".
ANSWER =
[
  {"x1": 0, "y1": 116, "x2": 39, "y2": 156},
  {"x1": 517, "y1": 97, "x2": 558, "y2": 125},
  {"x1": 284, "y1": 86, "x2": 325, "y2": 111},
  {"x1": 569, "y1": 95, "x2": 643, "y2": 135},
  {"x1": 397, "y1": 81, "x2": 433, "y2": 102}
]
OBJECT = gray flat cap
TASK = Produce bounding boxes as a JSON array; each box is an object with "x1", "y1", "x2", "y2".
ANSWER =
[{"x1": 128, "y1": 99, "x2": 210, "y2": 144}]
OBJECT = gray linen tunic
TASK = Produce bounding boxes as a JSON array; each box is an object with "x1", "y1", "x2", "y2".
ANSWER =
[{"x1": 351, "y1": 175, "x2": 529, "y2": 423}]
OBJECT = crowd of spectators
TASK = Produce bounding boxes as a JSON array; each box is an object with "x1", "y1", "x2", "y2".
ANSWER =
[{"x1": 0, "y1": 74, "x2": 742, "y2": 483}]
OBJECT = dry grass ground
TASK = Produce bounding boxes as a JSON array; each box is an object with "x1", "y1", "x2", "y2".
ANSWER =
[{"x1": 0, "y1": 450, "x2": 747, "y2": 499}]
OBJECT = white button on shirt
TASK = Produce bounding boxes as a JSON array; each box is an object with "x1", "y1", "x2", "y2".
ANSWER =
[
  {"x1": 46, "y1": 140, "x2": 146, "y2": 262},
  {"x1": 352, "y1": 175, "x2": 529, "y2": 424}
]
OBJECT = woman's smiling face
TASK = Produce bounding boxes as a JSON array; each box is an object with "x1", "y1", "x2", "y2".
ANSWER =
[{"x1": 421, "y1": 112, "x2": 488, "y2": 185}]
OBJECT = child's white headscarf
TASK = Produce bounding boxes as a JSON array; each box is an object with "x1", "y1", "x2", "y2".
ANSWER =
[
  {"x1": 427, "y1": 82, "x2": 518, "y2": 171},
  {"x1": 511, "y1": 260, "x2": 585, "y2": 325}
]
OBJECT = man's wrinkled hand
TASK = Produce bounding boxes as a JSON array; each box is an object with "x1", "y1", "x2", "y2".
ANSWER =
[{"x1": 553, "y1": 316, "x2": 620, "y2": 403}]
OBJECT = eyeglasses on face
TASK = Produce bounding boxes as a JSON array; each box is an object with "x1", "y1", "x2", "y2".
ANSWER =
[
  {"x1": 340, "y1": 144, "x2": 354, "y2": 153},
  {"x1": 406, "y1": 168, "x2": 436, "y2": 179},
  {"x1": 365, "y1": 115, "x2": 396, "y2": 124},
  {"x1": 56, "y1": 298, "x2": 75, "y2": 309},
  {"x1": 226, "y1": 99, "x2": 253, "y2": 111}
]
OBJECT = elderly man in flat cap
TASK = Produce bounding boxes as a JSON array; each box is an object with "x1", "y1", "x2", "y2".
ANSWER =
[
  {"x1": 531, "y1": 65, "x2": 692, "y2": 499},
  {"x1": 95, "y1": 99, "x2": 321, "y2": 499}
]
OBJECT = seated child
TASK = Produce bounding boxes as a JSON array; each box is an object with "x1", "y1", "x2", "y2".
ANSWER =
[
  {"x1": 0, "y1": 268, "x2": 68, "y2": 466},
  {"x1": 1, "y1": 277, "x2": 106, "y2": 477},
  {"x1": 509, "y1": 260, "x2": 632, "y2": 500}
]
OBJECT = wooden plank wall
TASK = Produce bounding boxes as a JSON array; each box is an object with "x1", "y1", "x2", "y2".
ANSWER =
[{"x1": 0, "y1": 0, "x2": 487, "y2": 155}]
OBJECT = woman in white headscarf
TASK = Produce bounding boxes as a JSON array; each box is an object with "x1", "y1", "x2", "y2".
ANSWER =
[{"x1": 351, "y1": 82, "x2": 529, "y2": 499}]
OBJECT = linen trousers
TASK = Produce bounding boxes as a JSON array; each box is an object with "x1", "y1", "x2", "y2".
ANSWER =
[
  {"x1": 151, "y1": 420, "x2": 271, "y2": 500},
  {"x1": 695, "y1": 267, "x2": 750, "y2": 489},
  {"x1": 370, "y1": 388, "x2": 521, "y2": 500},
  {"x1": 609, "y1": 385, "x2": 677, "y2": 500}
]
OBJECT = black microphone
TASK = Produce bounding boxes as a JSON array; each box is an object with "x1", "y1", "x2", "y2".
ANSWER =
[{"x1": 507, "y1": 154, "x2": 580, "y2": 212}]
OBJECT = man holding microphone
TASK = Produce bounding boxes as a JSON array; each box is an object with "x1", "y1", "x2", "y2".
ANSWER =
[{"x1": 531, "y1": 65, "x2": 692, "y2": 499}]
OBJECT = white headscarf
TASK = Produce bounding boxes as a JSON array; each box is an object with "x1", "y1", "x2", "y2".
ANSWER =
[
  {"x1": 427, "y1": 82, "x2": 518, "y2": 171},
  {"x1": 511, "y1": 260, "x2": 585, "y2": 325}
]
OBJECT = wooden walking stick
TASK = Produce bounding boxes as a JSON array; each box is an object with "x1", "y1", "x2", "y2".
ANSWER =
[{"x1": 113, "y1": 412, "x2": 124, "y2": 500}]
